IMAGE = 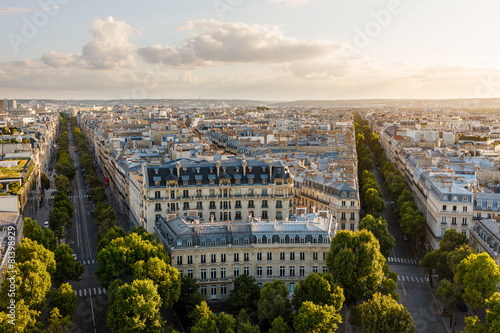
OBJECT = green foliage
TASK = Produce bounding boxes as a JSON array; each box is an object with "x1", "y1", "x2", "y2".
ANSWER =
[
  {"x1": 0, "y1": 299, "x2": 40, "y2": 332},
  {"x1": 49, "y1": 207, "x2": 72, "y2": 243},
  {"x1": 47, "y1": 307, "x2": 72, "y2": 333},
  {"x1": 91, "y1": 186, "x2": 107, "y2": 204},
  {"x1": 326, "y1": 230, "x2": 386, "y2": 306},
  {"x1": 358, "y1": 215, "x2": 395, "y2": 258},
  {"x1": 269, "y1": 316, "x2": 290, "y2": 333},
  {"x1": 22, "y1": 217, "x2": 56, "y2": 251},
  {"x1": 464, "y1": 292, "x2": 500, "y2": 333},
  {"x1": 364, "y1": 188, "x2": 386, "y2": 216},
  {"x1": 41, "y1": 172, "x2": 51, "y2": 189},
  {"x1": 107, "y1": 279, "x2": 165, "y2": 333},
  {"x1": 133, "y1": 257, "x2": 181, "y2": 308},
  {"x1": 257, "y1": 280, "x2": 292, "y2": 328},
  {"x1": 97, "y1": 226, "x2": 126, "y2": 252},
  {"x1": 174, "y1": 276, "x2": 204, "y2": 327},
  {"x1": 439, "y1": 229, "x2": 467, "y2": 252},
  {"x1": 15, "y1": 238, "x2": 56, "y2": 275},
  {"x1": 360, "y1": 293, "x2": 416, "y2": 333},
  {"x1": 50, "y1": 283, "x2": 77, "y2": 319},
  {"x1": 293, "y1": 301, "x2": 342, "y2": 333},
  {"x1": 53, "y1": 244, "x2": 85, "y2": 286},
  {"x1": 455, "y1": 253, "x2": 500, "y2": 310},
  {"x1": 96, "y1": 232, "x2": 170, "y2": 288},
  {"x1": 292, "y1": 273, "x2": 344, "y2": 310},
  {"x1": 228, "y1": 274, "x2": 261, "y2": 315},
  {"x1": 54, "y1": 175, "x2": 71, "y2": 193}
]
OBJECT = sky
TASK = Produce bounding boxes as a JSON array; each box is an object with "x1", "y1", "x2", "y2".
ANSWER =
[{"x1": 1, "y1": 0, "x2": 500, "y2": 100}]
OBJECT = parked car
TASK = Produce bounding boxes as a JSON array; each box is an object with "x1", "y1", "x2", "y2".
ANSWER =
[
  {"x1": 43, "y1": 221, "x2": 49, "y2": 229},
  {"x1": 72, "y1": 254, "x2": 77, "y2": 261}
]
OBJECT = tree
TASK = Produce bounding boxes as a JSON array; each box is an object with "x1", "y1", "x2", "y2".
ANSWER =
[
  {"x1": 0, "y1": 299, "x2": 40, "y2": 332},
  {"x1": 53, "y1": 244, "x2": 85, "y2": 286},
  {"x1": 41, "y1": 172, "x2": 51, "y2": 189},
  {"x1": 455, "y1": 253, "x2": 500, "y2": 310},
  {"x1": 228, "y1": 274, "x2": 261, "y2": 315},
  {"x1": 0, "y1": 260, "x2": 51, "y2": 311},
  {"x1": 96, "y1": 232, "x2": 169, "y2": 288},
  {"x1": 107, "y1": 279, "x2": 165, "y2": 333},
  {"x1": 440, "y1": 229, "x2": 467, "y2": 252},
  {"x1": 133, "y1": 257, "x2": 181, "y2": 308},
  {"x1": 293, "y1": 301, "x2": 342, "y2": 333},
  {"x1": 292, "y1": 273, "x2": 344, "y2": 310},
  {"x1": 396, "y1": 190, "x2": 414, "y2": 210},
  {"x1": 326, "y1": 230, "x2": 386, "y2": 306},
  {"x1": 50, "y1": 283, "x2": 77, "y2": 319},
  {"x1": 437, "y1": 279, "x2": 462, "y2": 331},
  {"x1": 269, "y1": 316, "x2": 290, "y2": 333},
  {"x1": 47, "y1": 307, "x2": 71, "y2": 333},
  {"x1": 358, "y1": 215, "x2": 395, "y2": 258},
  {"x1": 22, "y1": 217, "x2": 57, "y2": 251},
  {"x1": 91, "y1": 186, "x2": 107, "y2": 204},
  {"x1": 49, "y1": 207, "x2": 72, "y2": 243},
  {"x1": 97, "y1": 226, "x2": 126, "y2": 252},
  {"x1": 359, "y1": 293, "x2": 416, "y2": 333},
  {"x1": 174, "y1": 276, "x2": 204, "y2": 327},
  {"x1": 54, "y1": 175, "x2": 71, "y2": 193},
  {"x1": 364, "y1": 188, "x2": 386, "y2": 216},
  {"x1": 15, "y1": 238, "x2": 56, "y2": 275},
  {"x1": 190, "y1": 301, "x2": 218, "y2": 333},
  {"x1": 400, "y1": 208, "x2": 424, "y2": 242},
  {"x1": 257, "y1": 280, "x2": 292, "y2": 328},
  {"x1": 464, "y1": 292, "x2": 500, "y2": 333}
]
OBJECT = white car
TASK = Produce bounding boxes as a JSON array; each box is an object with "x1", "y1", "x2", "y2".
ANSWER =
[
  {"x1": 72, "y1": 254, "x2": 77, "y2": 261},
  {"x1": 43, "y1": 221, "x2": 49, "y2": 229}
]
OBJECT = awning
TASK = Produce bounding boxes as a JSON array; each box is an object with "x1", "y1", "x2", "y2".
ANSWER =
[
  {"x1": 247, "y1": 174, "x2": 255, "y2": 179},
  {"x1": 181, "y1": 175, "x2": 190, "y2": 180},
  {"x1": 195, "y1": 175, "x2": 203, "y2": 180}
]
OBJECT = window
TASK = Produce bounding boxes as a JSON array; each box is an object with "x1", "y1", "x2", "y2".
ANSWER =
[
  {"x1": 262, "y1": 200, "x2": 268, "y2": 208},
  {"x1": 211, "y1": 285, "x2": 217, "y2": 297},
  {"x1": 201, "y1": 255, "x2": 206, "y2": 263},
  {"x1": 220, "y1": 253, "x2": 226, "y2": 262},
  {"x1": 351, "y1": 201, "x2": 355, "y2": 206},
  {"x1": 323, "y1": 252, "x2": 326, "y2": 260},
  {"x1": 200, "y1": 285, "x2": 206, "y2": 296},
  {"x1": 342, "y1": 201, "x2": 346, "y2": 207},
  {"x1": 322, "y1": 266, "x2": 328, "y2": 273},
  {"x1": 462, "y1": 230, "x2": 467, "y2": 235},
  {"x1": 290, "y1": 266, "x2": 295, "y2": 277},
  {"x1": 155, "y1": 191, "x2": 160, "y2": 199},
  {"x1": 276, "y1": 200, "x2": 283, "y2": 209},
  {"x1": 211, "y1": 268, "x2": 217, "y2": 279},
  {"x1": 441, "y1": 228, "x2": 446, "y2": 237},
  {"x1": 290, "y1": 252, "x2": 295, "y2": 261},
  {"x1": 341, "y1": 223, "x2": 345, "y2": 230},
  {"x1": 209, "y1": 201, "x2": 216, "y2": 209},
  {"x1": 453, "y1": 206, "x2": 457, "y2": 211},
  {"x1": 234, "y1": 253, "x2": 239, "y2": 262},
  {"x1": 341, "y1": 212, "x2": 346, "y2": 220},
  {"x1": 187, "y1": 270, "x2": 193, "y2": 278},
  {"x1": 267, "y1": 266, "x2": 273, "y2": 276},
  {"x1": 244, "y1": 253, "x2": 249, "y2": 261},
  {"x1": 462, "y1": 218, "x2": 468, "y2": 226},
  {"x1": 262, "y1": 211, "x2": 268, "y2": 219},
  {"x1": 300, "y1": 266, "x2": 305, "y2": 277},
  {"x1": 177, "y1": 256, "x2": 182, "y2": 265},
  {"x1": 170, "y1": 190, "x2": 175, "y2": 199},
  {"x1": 155, "y1": 203, "x2": 162, "y2": 211},
  {"x1": 258, "y1": 283, "x2": 263, "y2": 290},
  {"x1": 313, "y1": 252, "x2": 318, "y2": 260},
  {"x1": 257, "y1": 266, "x2": 262, "y2": 276},
  {"x1": 350, "y1": 224, "x2": 355, "y2": 231},
  {"x1": 235, "y1": 200, "x2": 242, "y2": 208},
  {"x1": 477, "y1": 213, "x2": 482, "y2": 219},
  {"x1": 234, "y1": 267, "x2": 240, "y2": 277},
  {"x1": 183, "y1": 202, "x2": 189, "y2": 210},
  {"x1": 221, "y1": 268, "x2": 226, "y2": 279},
  {"x1": 235, "y1": 211, "x2": 242, "y2": 220},
  {"x1": 244, "y1": 267, "x2": 250, "y2": 275},
  {"x1": 248, "y1": 200, "x2": 255, "y2": 208},
  {"x1": 280, "y1": 266, "x2": 285, "y2": 277},
  {"x1": 201, "y1": 269, "x2": 207, "y2": 280},
  {"x1": 312, "y1": 266, "x2": 318, "y2": 273},
  {"x1": 443, "y1": 205, "x2": 447, "y2": 211},
  {"x1": 463, "y1": 206, "x2": 468, "y2": 212},
  {"x1": 280, "y1": 252, "x2": 285, "y2": 260},
  {"x1": 452, "y1": 217, "x2": 457, "y2": 225},
  {"x1": 196, "y1": 202, "x2": 203, "y2": 209},
  {"x1": 211, "y1": 254, "x2": 216, "y2": 263},
  {"x1": 289, "y1": 283, "x2": 295, "y2": 295},
  {"x1": 257, "y1": 252, "x2": 262, "y2": 261},
  {"x1": 276, "y1": 211, "x2": 283, "y2": 220},
  {"x1": 350, "y1": 212, "x2": 355, "y2": 220},
  {"x1": 262, "y1": 189, "x2": 268, "y2": 196},
  {"x1": 187, "y1": 255, "x2": 193, "y2": 264},
  {"x1": 441, "y1": 217, "x2": 447, "y2": 224},
  {"x1": 183, "y1": 190, "x2": 189, "y2": 198},
  {"x1": 267, "y1": 252, "x2": 273, "y2": 261}
]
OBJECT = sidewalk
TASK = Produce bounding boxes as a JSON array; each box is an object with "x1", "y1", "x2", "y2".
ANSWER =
[{"x1": 426, "y1": 279, "x2": 468, "y2": 333}]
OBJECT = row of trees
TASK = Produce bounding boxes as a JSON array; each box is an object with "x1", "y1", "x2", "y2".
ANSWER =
[
  {"x1": 70, "y1": 118, "x2": 107, "y2": 204},
  {"x1": 54, "y1": 116, "x2": 76, "y2": 180},
  {"x1": 420, "y1": 229, "x2": 500, "y2": 331},
  {"x1": 0, "y1": 218, "x2": 84, "y2": 331},
  {"x1": 96, "y1": 226, "x2": 181, "y2": 332}
]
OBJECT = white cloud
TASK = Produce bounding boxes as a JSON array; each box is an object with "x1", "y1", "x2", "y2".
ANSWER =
[
  {"x1": 268, "y1": 0, "x2": 311, "y2": 7},
  {"x1": 0, "y1": 6, "x2": 60, "y2": 15},
  {"x1": 138, "y1": 19, "x2": 337, "y2": 67},
  {"x1": 42, "y1": 16, "x2": 136, "y2": 70}
]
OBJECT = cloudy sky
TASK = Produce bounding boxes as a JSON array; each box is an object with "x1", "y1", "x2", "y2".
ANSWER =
[{"x1": 1, "y1": 0, "x2": 500, "y2": 100}]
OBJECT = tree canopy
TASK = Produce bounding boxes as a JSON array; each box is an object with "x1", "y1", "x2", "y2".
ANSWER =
[{"x1": 359, "y1": 293, "x2": 416, "y2": 333}]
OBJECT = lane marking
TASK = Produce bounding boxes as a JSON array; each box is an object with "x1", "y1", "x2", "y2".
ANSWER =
[{"x1": 83, "y1": 289, "x2": 87, "y2": 296}]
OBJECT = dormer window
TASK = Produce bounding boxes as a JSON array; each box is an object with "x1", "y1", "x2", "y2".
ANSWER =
[
  {"x1": 341, "y1": 191, "x2": 347, "y2": 198},
  {"x1": 154, "y1": 168, "x2": 159, "y2": 175}
]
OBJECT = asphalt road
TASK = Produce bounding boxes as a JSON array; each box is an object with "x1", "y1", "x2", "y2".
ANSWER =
[{"x1": 371, "y1": 161, "x2": 448, "y2": 333}]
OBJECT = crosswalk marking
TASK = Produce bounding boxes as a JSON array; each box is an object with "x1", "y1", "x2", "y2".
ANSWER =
[
  {"x1": 398, "y1": 276, "x2": 427, "y2": 285},
  {"x1": 387, "y1": 257, "x2": 418, "y2": 265},
  {"x1": 94, "y1": 288, "x2": 97, "y2": 295},
  {"x1": 83, "y1": 289, "x2": 87, "y2": 296},
  {"x1": 74, "y1": 288, "x2": 108, "y2": 297},
  {"x1": 81, "y1": 259, "x2": 97, "y2": 265},
  {"x1": 410, "y1": 276, "x2": 415, "y2": 282}
]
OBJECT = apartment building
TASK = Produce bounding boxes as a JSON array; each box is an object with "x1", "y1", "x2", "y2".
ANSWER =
[
  {"x1": 155, "y1": 211, "x2": 336, "y2": 299},
  {"x1": 142, "y1": 158, "x2": 294, "y2": 233}
]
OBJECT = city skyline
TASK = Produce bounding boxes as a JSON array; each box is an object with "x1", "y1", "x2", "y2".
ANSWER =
[{"x1": 2, "y1": 0, "x2": 500, "y2": 100}]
